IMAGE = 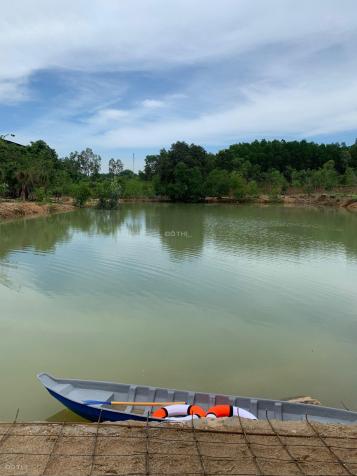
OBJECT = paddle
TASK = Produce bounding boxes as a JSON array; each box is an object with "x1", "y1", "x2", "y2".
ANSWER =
[{"x1": 83, "y1": 400, "x2": 186, "y2": 406}]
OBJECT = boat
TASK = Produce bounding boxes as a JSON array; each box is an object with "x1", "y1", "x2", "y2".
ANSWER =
[{"x1": 37, "y1": 372, "x2": 357, "y2": 424}]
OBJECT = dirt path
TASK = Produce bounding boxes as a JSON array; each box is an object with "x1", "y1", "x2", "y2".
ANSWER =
[{"x1": 0, "y1": 418, "x2": 356, "y2": 475}]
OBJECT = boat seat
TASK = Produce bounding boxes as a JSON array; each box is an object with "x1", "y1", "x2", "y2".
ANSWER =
[
  {"x1": 53, "y1": 384, "x2": 73, "y2": 396},
  {"x1": 69, "y1": 389, "x2": 114, "y2": 403}
]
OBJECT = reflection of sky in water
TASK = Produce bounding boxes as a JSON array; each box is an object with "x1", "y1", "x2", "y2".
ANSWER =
[{"x1": 0, "y1": 204, "x2": 357, "y2": 420}]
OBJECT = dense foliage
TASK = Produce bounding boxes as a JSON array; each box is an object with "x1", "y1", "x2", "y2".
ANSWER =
[
  {"x1": 144, "y1": 140, "x2": 357, "y2": 201},
  {"x1": 0, "y1": 139, "x2": 154, "y2": 207},
  {"x1": 1, "y1": 138, "x2": 357, "y2": 206}
]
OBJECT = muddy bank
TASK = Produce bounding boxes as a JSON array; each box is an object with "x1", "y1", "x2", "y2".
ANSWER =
[
  {"x1": 280, "y1": 193, "x2": 357, "y2": 211},
  {"x1": 122, "y1": 192, "x2": 357, "y2": 210},
  {"x1": 205, "y1": 192, "x2": 357, "y2": 210},
  {"x1": 0, "y1": 201, "x2": 75, "y2": 221}
]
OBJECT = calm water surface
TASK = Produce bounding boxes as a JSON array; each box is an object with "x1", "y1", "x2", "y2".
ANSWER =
[{"x1": 0, "y1": 204, "x2": 357, "y2": 420}]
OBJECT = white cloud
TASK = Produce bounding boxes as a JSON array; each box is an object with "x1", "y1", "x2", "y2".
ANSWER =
[
  {"x1": 1, "y1": 0, "x2": 357, "y2": 85},
  {"x1": 0, "y1": 79, "x2": 29, "y2": 104},
  {"x1": 2, "y1": 0, "x2": 357, "y2": 155},
  {"x1": 96, "y1": 80, "x2": 357, "y2": 148},
  {"x1": 141, "y1": 99, "x2": 165, "y2": 109},
  {"x1": 88, "y1": 108, "x2": 130, "y2": 126}
]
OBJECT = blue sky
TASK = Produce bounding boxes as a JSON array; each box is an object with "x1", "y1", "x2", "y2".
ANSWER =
[{"x1": 1, "y1": 0, "x2": 357, "y2": 171}]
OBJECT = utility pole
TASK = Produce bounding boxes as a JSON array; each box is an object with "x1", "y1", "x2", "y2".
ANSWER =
[{"x1": 132, "y1": 153, "x2": 135, "y2": 173}]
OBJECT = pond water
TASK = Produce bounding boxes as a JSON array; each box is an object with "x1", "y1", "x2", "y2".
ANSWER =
[{"x1": 0, "y1": 204, "x2": 357, "y2": 420}]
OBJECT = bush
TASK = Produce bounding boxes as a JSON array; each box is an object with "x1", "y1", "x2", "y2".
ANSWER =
[
  {"x1": 33, "y1": 187, "x2": 47, "y2": 202},
  {"x1": 342, "y1": 167, "x2": 357, "y2": 186},
  {"x1": 311, "y1": 161, "x2": 339, "y2": 191},
  {"x1": 174, "y1": 164, "x2": 203, "y2": 202},
  {"x1": 291, "y1": 170, "x2": 306, "y2": 189},
  {"x1": 204, "y1": 169, "x2": 230, "y2": 197},
  {"x1": 71, "y1": 182, "x2": 91, "y2": 207},
  {"x1": 96, "y1": 178, "x2": 121, "y2": 209},
  {"x1": 230, "y1": 172, "x2": 247, "y2": 200},
  {"x1": 0, "y1": 182, "x2": 8, "y2": 198},
  {"x1": 122, "y1": 178, "x2": 144, "y2": 198},
  {"x1": 246, "y1": 180, "x2": 259, "y2": 197},
  {"x1": 266, "y1": 169, "x2": 288, "y2": 196}
]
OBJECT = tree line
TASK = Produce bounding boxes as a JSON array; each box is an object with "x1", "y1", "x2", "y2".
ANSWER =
[
  {"x1": 1, "y1": 137, "x2": 357, "y2": 206},
  {"x1": 0, "y1": 139, "x2": 153, "y2": 207},
  {"x1": 144, "y1": 139, "x2": 357, "y2": 201}
]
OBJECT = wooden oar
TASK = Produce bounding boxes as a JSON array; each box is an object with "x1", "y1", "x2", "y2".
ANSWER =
[{"x1": 83, "y1": 400, "x2": 186, "y2": 406}]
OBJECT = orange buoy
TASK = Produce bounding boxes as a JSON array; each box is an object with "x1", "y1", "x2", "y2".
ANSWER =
[
  {"x1": 152, "y1": 407, "x2": 169, "y2": 419},
  {"x1": 206, "y1": 405, "x2": 257, "y2": 420},
  {"x1": 188, "y1": 405, "x2": 206, "y2": 418},
  {"x1": 152, "y1": 404, "x2": 206, "y2": 419}
]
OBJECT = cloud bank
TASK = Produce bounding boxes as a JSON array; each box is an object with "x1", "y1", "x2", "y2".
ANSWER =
[{"x1": 1, "y1": 0, "x2": 357, "y2": 165}]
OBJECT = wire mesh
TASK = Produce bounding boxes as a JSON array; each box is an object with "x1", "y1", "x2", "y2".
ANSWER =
[
  {"x1": 0, "y1": 416, "x2": 356, "y2": 476},
  {"x1": 265, "y1": 410, "x2": 305, "y2": 475}
]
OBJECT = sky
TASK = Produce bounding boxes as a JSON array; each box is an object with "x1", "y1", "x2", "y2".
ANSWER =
[{"x1": 1, "y1": 0, "x2": 357, "y2": 171}]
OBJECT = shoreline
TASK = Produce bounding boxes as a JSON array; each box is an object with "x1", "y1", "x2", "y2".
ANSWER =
[
  {"x1": 1, "y1": 192, "x2": 356, "y2": 222},
  {"x1": 0, "y1": 201, "x2": 75, "y2": 221},
  {"x1": 121, "y1": 192, "x2": 357, "y2": 211}
]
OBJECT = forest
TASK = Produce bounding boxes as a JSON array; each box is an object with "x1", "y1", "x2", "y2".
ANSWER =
[{"x1": 1, "y1": 137, "x2": 357, "y2": 205}]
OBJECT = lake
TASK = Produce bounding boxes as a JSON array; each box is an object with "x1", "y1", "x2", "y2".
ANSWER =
[{"x1": 0, "y1": 203, "x2": 357, "y2": 421}]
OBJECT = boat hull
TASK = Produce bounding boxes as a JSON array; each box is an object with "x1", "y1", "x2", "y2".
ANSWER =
[
  {"x1": 46, "y1": 389, "x2": 154, "y2": 422},
  {"x1": 38, "y1": 373, "x2": 357, "y2": 424}
]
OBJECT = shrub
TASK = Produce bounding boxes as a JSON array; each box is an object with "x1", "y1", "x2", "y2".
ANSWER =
[
  {"x1": 33, "y1": 187, "x2": 47, "y2": 202},
  {"x1": 0, "y1": 182, "x2": 8, "y2": 198},
  {"x1": 246, "y1": 180, "x2": 259, "y2": 197},
  {"x1": 121, "y1": 178, "x2": 156, "y2": 199},
  {"x1": 230, "y1": 172, "x2": 247, "y2": 200},
  {"x1": 96, "y1": 178, "x2": 122, "y2": 209},
  {"x1": 342, "y1": 167, "x2": 357, "y2": 186},
  {"x1": 266, "y1": 169, "x2": 288, "y2": 195},
  {"x1": 71, "y1": 182, "x2": 91, "y2": 207},
  {"x1": 204, "y1": 169, "x2": 230, "y2": 197}
]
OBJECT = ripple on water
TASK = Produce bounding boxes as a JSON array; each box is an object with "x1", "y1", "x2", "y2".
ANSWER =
[{"x1": 1, "y1": 205, "x2": 357, "y2": 420}]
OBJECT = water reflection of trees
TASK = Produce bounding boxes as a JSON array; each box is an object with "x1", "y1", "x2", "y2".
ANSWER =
[
  {"x1": 145, "y1": 204, "x2": 205, "y2": 260},
  {"x1": 0, "y1": 213, "x2": 73, "y2": 259},
  {"x1": 0, "y1": 205, "x2": 356, "y2": 263},
  {"x1": 202, "y1": 205, "x2": 357, "y2": 260}
]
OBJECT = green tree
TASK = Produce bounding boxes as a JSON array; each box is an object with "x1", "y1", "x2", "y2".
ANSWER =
[
  {"x1": 265, "y1": 169, "x2": 288, "y2": 195},
  {"x1": 318, "y1": 160, "x2": 339, "y2": 190},
  {"x1": 144, "y1": 141, "x2": 209, "y2": 201},
  {"x1": 68, "y1": 148, "x2": 101, "y2": 178},
  {"x1": 121, "y1": 178, "x2": 146, "y2": 198},
  {"x1": 33, "y1": 187, "x2": 47, "y2": 202},
  {"x1": 49, "y1": 170, "x2": 72, "y2": 200},
  {"x1": 204, "y1": 169, "x2": 230, "y2": 197},
  {"x1": 230, "y1": 172, "x2": 247, "y2": 200},
  {"x1": 0, "y1": 182, "x2": 8, "y2": 198},
  {"x1": 342, "y1": 167, "x2": 357, "y2": 186},
  {"x1": 97, "y1": 178, "x2": 122, "y2": 209},
  {"x1": 108, "y1": 158, "x2": 124, "y2": 176},
  {"x1": 246, "y1": 180, "x2": 259, "y2": 197},
  {"x1": 71, "y1": 183, "x2": 91, "y2": 207},
  {"x1": 120, "y1": 169, "x2": 135, "y2": 179},
  {"x1": 168, "y1": 162, "x2": 204, "y2": 202}
]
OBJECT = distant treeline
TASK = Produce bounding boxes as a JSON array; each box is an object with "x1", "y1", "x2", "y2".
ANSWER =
[
  {"x1": 1, "y1": 138, "x2": 357, "y2": 205},
  {"x1": 144, "y1": 140, "x2": 357, "y2": 201}
]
